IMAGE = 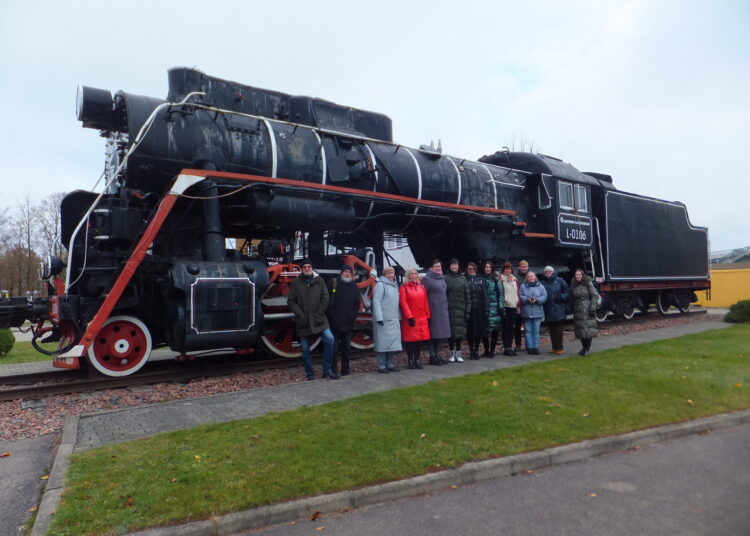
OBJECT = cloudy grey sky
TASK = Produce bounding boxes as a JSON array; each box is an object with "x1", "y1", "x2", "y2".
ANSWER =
[{"x1": 1, "y1": 0, "x2": 748, "y2": 251}]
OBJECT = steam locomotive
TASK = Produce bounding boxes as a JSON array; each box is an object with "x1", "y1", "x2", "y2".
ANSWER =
[{"x1": 0, "y1": 68, "x2": 709, "y2": 376}]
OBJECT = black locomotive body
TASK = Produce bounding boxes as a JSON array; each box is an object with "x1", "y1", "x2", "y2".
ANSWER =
[{"x1": 0, "y1": 68, "x2": 709, "y2": 375}]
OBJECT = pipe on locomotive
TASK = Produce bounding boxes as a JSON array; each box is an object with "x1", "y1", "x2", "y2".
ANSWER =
[{"x1": 65, "y1": 90, "x2": 207, "y2": 293}]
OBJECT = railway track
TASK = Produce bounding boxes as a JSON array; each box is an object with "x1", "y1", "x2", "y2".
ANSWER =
[
  {"x1": 0, "y1": 310, "x2": 708, "y2": 403},
  {"x1": 0, "y1": 354, "x2": 314, "y2": 403}
]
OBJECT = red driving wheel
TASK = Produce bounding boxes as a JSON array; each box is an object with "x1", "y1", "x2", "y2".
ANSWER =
[{"x1": 87, "y1": 315, "x2": 152, "y2": 376}]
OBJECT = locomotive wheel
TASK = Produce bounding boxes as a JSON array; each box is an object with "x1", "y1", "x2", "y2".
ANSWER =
[
  {"x1": 87, "y1": 315, "x2": 152, "y2": 377},
  {"x1": 350, "y1": 293, "x2": 374, "y2": 350},
  {"x1": 350, "y1": 324, "x2": 373, "y2": 350},
  {"x1": 260, "y1": 278, "x2": 320, "y2": 358},
  {"x1": 620, "y1": 302, "x2": 636, "y2": 320},
  {"x1": 657, "y1": 291, "x2": 671, "y2": 315},
  {"x1": 595, "y1": 308, "x2": 610, "y2": 323},
  {"x1": 676, "y1": 293, "x2": 691, "y2": 314}
]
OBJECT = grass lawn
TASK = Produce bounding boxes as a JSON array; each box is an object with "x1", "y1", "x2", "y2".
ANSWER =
[
  {"x1": 50, "y1": 325, "x2": 750, "y2": 536},
  {"x1": 0, "y1": 340, "x2": 55, "y2": 364}
]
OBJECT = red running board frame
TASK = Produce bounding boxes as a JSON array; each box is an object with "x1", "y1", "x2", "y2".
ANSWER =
[{"x1": 55, "y1": 169, "x2": 519, "y2": 367}]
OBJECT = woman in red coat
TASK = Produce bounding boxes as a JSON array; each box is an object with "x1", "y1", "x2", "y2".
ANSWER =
[{"x1": 399, "y1": 266, "x2": 431, "y2": 369}]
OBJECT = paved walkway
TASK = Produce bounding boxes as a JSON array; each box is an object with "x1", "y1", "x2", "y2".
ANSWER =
[
  {"x1": 247, "y1": 422, "x2": 750, "y2": 536},
  {"x1": 73, "y1": 317, "x2": 729, "y2": 451}
]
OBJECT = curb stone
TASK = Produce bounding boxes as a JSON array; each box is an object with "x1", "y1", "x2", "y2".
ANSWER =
[
  {"x1": 31, "y1": 415, "x2": 78, "y2": 536},
  {"x1": 35, "y1": 408, "x2": 744, "y2": 536}
]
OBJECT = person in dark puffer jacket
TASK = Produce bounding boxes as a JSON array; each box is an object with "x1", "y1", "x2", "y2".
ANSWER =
[
  {"x1": 570, "y1": 268, "x2": 599, "y2": 356},
  {"x1": 481, "y1": 260, "x2": 504, "y2": 358},
  {"x1": 327, "y1": 264, "x2": 362, "y2": 375},
  {"x1": 465, "y1": 262, "x2": 489, "y2": 360},
  {"x1": 445, "y1": 259, "x2": 469, "y2": 363},
  {"x1": 540, "y1": 265, "x2": 570, "y2": 355}
]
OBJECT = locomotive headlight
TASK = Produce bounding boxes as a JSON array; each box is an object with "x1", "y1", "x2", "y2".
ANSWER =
[
  {"x1": 76, "y1": 85, "x2": 116, "y2": 130},
  {"x1": 39, "y1": 255, "x2": 65, "y2": 280}
]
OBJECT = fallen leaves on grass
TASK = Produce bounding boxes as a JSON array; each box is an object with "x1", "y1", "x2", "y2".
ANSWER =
[
  {"x1": 686, "y1": 399, "x2": 694, "y2": 405},
  {"x1": 40, "y1": 475, "x2": 49, "y2": 480},
  {"x1": 582, "y1": 412, "x2": 591, "y2": 417}
]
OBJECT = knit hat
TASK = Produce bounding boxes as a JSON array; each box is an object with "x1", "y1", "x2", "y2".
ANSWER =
[
  {"x1": 341, "y1": 264, "x2": 354, "y2": 274},
  {"x1": 449, "y1": 258, "x2": 460, "y2": 266}
]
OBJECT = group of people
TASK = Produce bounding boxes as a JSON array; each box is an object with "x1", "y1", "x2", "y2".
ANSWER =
[{"x1": 287, "y1": 258, "x2": 600, "y2": 380}]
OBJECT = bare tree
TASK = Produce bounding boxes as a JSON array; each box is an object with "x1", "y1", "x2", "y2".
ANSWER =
[
  {"x1": 0, "y1": 197, "x2": 44, "y2": 295},
  {"x1": 510, "y1": 133, "x2": 537, "y2": 154},
  {"x1": 36, "y1": 192, "x2": 66, "y2": 258}
]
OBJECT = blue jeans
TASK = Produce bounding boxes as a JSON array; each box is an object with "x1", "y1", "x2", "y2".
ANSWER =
[
  {"x1": 376, "y1": 351, "x2": 396, "y2": 370},
  {"x1": 300, "y1": 328, "x2": 335, "y2": 379},
  {"x1": 524, "y1": 318, "x2": 542, "y2": 349}
]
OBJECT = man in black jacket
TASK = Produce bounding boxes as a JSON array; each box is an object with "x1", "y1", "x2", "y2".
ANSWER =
[
  {"x1": 288, "y1": 260, "x2": 338, "y2": 380},
  {"x1": 327, "y1": 264, "x2": 362, "y2": 376}
]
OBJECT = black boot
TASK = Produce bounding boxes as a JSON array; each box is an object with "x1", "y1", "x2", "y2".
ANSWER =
[{"x1": 414, "y1": 353, "x2": 423, "y2": 369}]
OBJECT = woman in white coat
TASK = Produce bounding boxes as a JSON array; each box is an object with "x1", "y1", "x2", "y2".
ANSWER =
[{"x1": 372, "y1": 266, "x2": 402, "y2": 372}]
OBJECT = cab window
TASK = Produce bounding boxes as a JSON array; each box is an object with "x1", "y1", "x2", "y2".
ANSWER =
[
  {"x1": 558, "y1": 181, "x2": 574, "y2": 210},
  {"x1": 538, "y1": 175, "x2": 552, "y2": 209},
  {"x1": 575, "y1": 184, "x2": 589, "y2": 213}
]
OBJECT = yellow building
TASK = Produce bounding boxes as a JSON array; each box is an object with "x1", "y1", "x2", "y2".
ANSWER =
[{"x1": 696, "y1": 262, "x2": 750, "y2": 307}]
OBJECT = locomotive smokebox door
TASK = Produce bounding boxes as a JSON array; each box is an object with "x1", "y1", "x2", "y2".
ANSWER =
[
  {"x1": 168, "y1": 260, "x2": 265, "y2": 353},
  {"x1": 191, "y1": 278, "x2": 255, "y2": 333}
]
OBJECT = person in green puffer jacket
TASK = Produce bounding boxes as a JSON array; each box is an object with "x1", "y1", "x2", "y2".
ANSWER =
[
  {"x1": 481, "y1": 260, "x2": 505, "y2": 358},
  {"x1": 445, "y1": 258, "x2": 470, "y2": 363}
]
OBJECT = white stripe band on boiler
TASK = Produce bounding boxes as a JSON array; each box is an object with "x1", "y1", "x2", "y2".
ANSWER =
[
  {"x1": 312, "y1": 131, "x2": 327, "y2": 185},
  {"x1": 403, "y1": 148, "x2": 422, "y2": 215},
  {"x1": 364, "y1": 143, "x2": 380, "y2": 186},
  {"x1": 447, "y1": 157, "x2": 461, "y2": 204},
  {"x1": 262, "y1": 119, "x2": 278, "y2": 178}
]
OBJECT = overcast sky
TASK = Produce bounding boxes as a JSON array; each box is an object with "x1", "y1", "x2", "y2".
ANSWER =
[{"x1": 1, "y1": 0, "x2": 747, "y2": 251}]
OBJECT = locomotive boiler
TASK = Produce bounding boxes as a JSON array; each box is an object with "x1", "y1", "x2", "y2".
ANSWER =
[{"x1": 0, "y1": 68, "x2": 710, "y2": 376}]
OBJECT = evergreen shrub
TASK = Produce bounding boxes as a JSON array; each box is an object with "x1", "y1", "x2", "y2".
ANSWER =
[
  {"x1": 724, "y1": 299, "x2": 750, "y2": 323},
  {"x1": 0, "y1": 328, "x2": 14, "y2": 356}
]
